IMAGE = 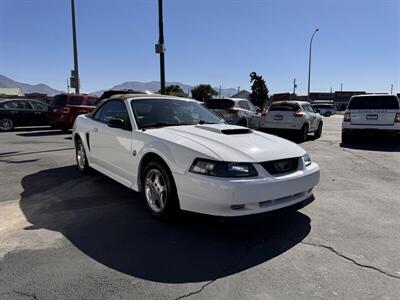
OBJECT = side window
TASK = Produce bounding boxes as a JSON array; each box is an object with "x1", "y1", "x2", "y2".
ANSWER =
[
  {"x1": 94, "y1": 105, "x2": 105, "y2": 120},
  {"x1": 239, "y1": 101, "x2": 250, "y2": 110},
  {"x1": 7, "y1": 100, "x2": 32, "y2": 109},
  {"x1": 247, "y1": 101, "x2": 256, "y2": 112},
  {"x1": 308, "y1": 105, "x2": 315, "y2": 113},
  {"x1": 98, "y1": 101, "x2": 130, "y2": 125},
  {"x1": 68, "y1": 96, "x2": 83, "y2": 106},
  {"x1": 30, "y1": 101, "x2": 48, "y2": 111}
]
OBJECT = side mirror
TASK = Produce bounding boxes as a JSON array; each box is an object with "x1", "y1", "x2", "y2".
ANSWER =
[
  {"x1": 255, "y1": 106, "x2": 261, "y2": 113},
  {"x1": 107, "y1": 118, "x2": 127, "y2": 130}
]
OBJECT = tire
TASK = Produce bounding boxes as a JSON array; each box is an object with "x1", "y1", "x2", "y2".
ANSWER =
[
  {"x1": 0, "y1": 118, "x2": 14, "y2": 132},
  {"x1": 142, "y1": 160, "x2": 179, "y2": 220},
  {"x1": 75, "y1": 138, "x2": 91, "y2": 174},
  {"x1": 314, "y1": 122, "x2": 323, "y2": 139},
  {"x1": 238, "y1": 119, "x2": 247, "y2": 127},
  {"x1": 298, "y1": 124, "x2": 309, "y2": 142},
  {"x1": 341, "y1": 131, "x2": 351, "y2": 144}
]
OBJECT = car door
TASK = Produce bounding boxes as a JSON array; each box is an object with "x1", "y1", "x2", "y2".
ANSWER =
[
  {"x1": 29, "y1": 100, "x2": 49, "y2": 125},
  {"x1": 3, "y1": 100, "x2": 33, "y2": 126},
  {"x1": 90, "y1": 100, "x2": 134, "y2": 186},
  {"x1": 246, "y1": 101, "x2": 260, "y2": 129},
  {"x1": 305, "y1": 104, "x2": 318, "y2": 130}
]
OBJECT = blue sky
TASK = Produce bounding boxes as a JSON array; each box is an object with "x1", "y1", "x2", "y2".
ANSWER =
[{"x1": 0, "y1": 0, "x2": 399, "y2": 94}]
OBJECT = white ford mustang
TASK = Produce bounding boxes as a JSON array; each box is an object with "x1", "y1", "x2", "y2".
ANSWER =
[{"x1": 73, "y1": 94, "x2": 320, "y2": 219}]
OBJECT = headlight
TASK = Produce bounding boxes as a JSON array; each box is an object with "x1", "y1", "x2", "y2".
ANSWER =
[
  {"x1": 302, "y1": 153, "x2": 312, "y2": 167},
  {"x1": 190, "y1": 159, "x2": 258, "y2": 177}
]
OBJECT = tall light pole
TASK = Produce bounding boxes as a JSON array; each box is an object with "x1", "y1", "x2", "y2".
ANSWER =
[
  {"x1": 70, "y1": 0, "x2": 80, "y2": 94},
  {"x1": 156, "y1": 0, "x2": 166, "y2": 94},
  {"x1": 307, "y1": 28, "x2": 319, "y2": 97}
]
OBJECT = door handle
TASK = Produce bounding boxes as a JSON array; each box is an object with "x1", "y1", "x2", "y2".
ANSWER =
[{"x1": 93, "y1": 128, "x2": 98, "y2": 133}]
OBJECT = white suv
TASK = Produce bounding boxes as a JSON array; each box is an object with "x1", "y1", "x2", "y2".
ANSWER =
[
  {"x1": 342, "y1": 94, "x2": 400, "y2": 143},
  {"x1": 260, "y1": 101, "x2": 323, "y2": 142}
]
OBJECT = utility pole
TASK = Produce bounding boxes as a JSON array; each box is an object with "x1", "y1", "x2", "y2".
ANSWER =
[
  {"x1": 307, "y1": 28, "x2": 319, "y2": 97},
  {"x1": 390, "y1": 84, "x2": 393, "y2": 94},
  {"x1": 70, "y1": 0, "x2": 80, "y2": 94},
  {"x1": 293, "y1": 78, "x2": 297, "y2": 95},
  {"x1": 156, "y1": 0, "x2": 166, "y2": 94},
  {"x1": 341, "y1": 83, "x2": 343, "y2": 92},
  {"x1": 219, "y1": 85, "x2": 222, "y2": 98},
  {"x1": 67, "y1": 79, "x2": 70, "y2": 94},
  {"x1": 237, "y1": 86, "x2": 240, "y2": 94}
]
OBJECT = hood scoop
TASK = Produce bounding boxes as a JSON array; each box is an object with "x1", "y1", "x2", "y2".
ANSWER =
[{"x1": 194, "y1": 125, "x2": 252, "y2": 135}]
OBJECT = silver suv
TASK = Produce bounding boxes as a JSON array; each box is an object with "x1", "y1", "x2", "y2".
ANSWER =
[
  {"x1": 204, "y1": 98, "x2": 261, "y2": 129},
  {"x1": 342, "y1": 94, "x2": 400, "y2": 143}
]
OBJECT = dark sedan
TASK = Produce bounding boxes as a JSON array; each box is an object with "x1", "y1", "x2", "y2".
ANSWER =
[{"x1": 0, "y1": 99, "x2": 49, "y2": 132}]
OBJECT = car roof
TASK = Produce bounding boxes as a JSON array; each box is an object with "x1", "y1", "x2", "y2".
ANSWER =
[
  {"x1": 272, "y1": 101, "x2": 311, "y2": 105},
  {"x1": 106, "y1": 93, "x2": 199, "y2": 103},
  {"x1": 211, "y1": 98, "x2": 247, "y2": 102},
  {"x1": 351, "y1": 94, "x2": 398, "y2": 98}
]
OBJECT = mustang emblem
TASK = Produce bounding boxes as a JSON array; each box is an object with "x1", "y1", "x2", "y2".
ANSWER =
[{"x1": 274, "y1": 160, "x2": 292, "y2": 172}]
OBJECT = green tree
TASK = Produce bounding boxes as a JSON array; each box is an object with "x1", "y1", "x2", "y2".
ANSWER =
[
  {"x1": 191, "y1": 84, "x2": 218, "y2": 101},
  {"x1": 159, "y1": 85, "x2": 184, "y2": 94},
  {"x1": 249, "y1": 72, "x2": 270, "y2": 109}
]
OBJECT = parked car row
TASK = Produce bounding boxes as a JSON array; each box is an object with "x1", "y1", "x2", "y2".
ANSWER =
[{"x1": 0, "y1": 94, "x2": 99, "y2": 132}]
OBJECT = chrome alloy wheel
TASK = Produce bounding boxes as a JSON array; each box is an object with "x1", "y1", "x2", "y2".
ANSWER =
[
  {"x1": 145, "y1": 169, "x2": 168, "y2": 213},
  {"x1": 76, "y1": 143, "x2": 86, "y2": 170},
  {"x1": 0, "y1": 119, "x2": 13, "y2": 131}
]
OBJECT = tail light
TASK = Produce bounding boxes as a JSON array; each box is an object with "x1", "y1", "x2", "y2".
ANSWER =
[
  {"x1": 293, "y1": 110, "x2": 304, "y2": 117},
  {"x1": 344, "y1": 112, "x2": 351, "y2": 122},
  {"x1": 395, "y1": 113, "x2": 400, "y2": 122},
  {"x1": 228, "y1": 108, "x2": 239, "y2": 113},
  {"x1": 62, "y1": 107, "x2": 70, "y2": 114}
]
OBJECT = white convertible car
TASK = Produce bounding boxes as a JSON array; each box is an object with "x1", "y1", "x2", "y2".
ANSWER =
[{"x1": 73, "y1": 94, "x2": 320, "y2": 219}]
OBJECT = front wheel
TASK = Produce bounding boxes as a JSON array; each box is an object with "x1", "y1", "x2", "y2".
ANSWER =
[
  {"x1": 314, "y1": 122, "x2": 323, "y2": 139},
  {"x1": 142, "y1": 160, "x2": 179, "y2": 220},
  {"x1": 0, "y1": 118, "x2": 14, "y2": 132},
  {"x1": 75, "y1": 139, "x2": 90, "y2": 173}
]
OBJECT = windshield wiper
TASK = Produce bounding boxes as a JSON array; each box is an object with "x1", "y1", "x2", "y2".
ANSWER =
[{"x1": 198, "y1": 120, "x2": 219, "y2": 125}]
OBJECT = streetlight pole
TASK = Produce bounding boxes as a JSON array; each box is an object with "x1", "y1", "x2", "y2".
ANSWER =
[
  {"x1": 157, "y1": 0, "x2": 166, "y2": 94},
  {"x1": 70, "y1": 0, "x2": 80, "y2": 94},
  {"x1": 307, "y1": 28, "x2": 319, "y2": 97}
]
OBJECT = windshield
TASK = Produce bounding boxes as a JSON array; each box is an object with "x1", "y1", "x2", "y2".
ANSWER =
[
  {"x1": 131, "y1": 98, "x2": 224, "y2": 129},
  {"x1": 204, "y1": 99, "x2": 235, "y2": 109},
  {"x1": 269, "y1": 103, "x2": 300, "y2": 111},
  {"x1": 348, "y1": 96, "x2": 400, "y2": 110}
]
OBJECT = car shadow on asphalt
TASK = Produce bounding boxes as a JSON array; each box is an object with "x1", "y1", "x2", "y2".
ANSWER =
[
  {"x1": 340, "y1": 136, "x2": 400, "y2": 152},
  {"x1": 19, "y1": 166, "x2": 312, "y2": 284}
]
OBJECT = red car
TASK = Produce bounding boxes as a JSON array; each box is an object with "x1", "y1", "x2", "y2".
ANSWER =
[{"x1": 48, "y1": 94, "x2": 99, "y2": 131}]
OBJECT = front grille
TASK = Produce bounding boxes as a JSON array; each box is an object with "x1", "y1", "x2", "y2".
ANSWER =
[{"x1": 261, "y1": 157, "x2": 299, "y2": 175}]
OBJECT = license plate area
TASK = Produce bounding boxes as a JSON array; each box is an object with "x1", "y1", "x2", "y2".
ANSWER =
[
  {"x1": 274, "y1": 115, "x2": 283, "y2": 121},
  {"x1": 366, "y1": 114, "x2": 378, "y2": 120}
]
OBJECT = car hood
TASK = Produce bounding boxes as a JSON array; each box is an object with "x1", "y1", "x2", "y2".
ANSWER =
[{"x1": 145, "y1": 124, "x2": 306, "y2": 162}]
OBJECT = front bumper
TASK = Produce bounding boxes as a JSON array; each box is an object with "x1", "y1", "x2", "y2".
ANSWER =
[{"x1": 174, "y1": 162, "x2": 320, "y2": 217}]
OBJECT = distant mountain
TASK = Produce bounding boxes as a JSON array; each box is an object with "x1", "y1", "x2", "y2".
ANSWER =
[
  {"x1": 91, "y1": 81, "x2": 238, "y2": 98},
  {"x1": 0, "y1": 74, "x2": 63, "y2": 96}
]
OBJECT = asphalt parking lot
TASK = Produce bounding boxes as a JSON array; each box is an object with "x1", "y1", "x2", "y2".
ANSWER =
[{"x1": 1, "y1": 115, "x2": 399, "y2": 300}]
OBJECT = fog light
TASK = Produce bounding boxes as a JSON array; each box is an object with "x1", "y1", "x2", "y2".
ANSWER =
[{"x1": 231, "y1": 204, "x2": 245, "y2": 210}]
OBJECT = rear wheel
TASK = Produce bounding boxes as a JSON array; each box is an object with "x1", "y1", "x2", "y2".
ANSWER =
[
  {"x1": 298, "y1": 124, "x2": 309, "y2": 142},
  {"x1": 0, "y1": 118, "x2": 14, "y2": 132},
  {"x1": 75, "y1": 138, "x2": 90, "y2": 173},
  {"x1": 142, "y1": 160, "x2": 179, "y2": 220},
  {"x1": 314, "y1": 122, "x2": 323, "y2": 139}
]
